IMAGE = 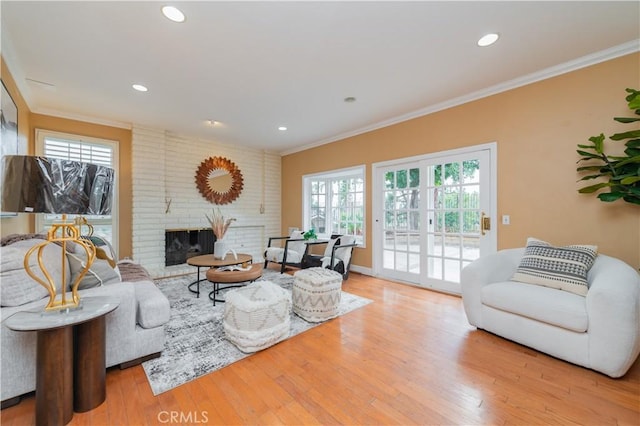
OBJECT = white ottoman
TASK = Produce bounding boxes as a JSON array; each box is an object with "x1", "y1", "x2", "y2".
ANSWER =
[
  {"x1": 223, "y1": 281, "x2": 291, "y2": 353},
  {"x1": 293, "y1": 267, "x2": 343, "y2": 322}
]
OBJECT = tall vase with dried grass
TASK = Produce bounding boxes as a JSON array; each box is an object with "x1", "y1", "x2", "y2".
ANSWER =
[{"x1": 206, "y1": 208, "x2": 236, "y2": 259}]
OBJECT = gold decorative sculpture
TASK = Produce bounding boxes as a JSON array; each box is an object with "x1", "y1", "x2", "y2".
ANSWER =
[
  {"x1": 195, "y1": 156, "x2": 243, "y2": 204},
  {"x1": 25, "y1": 215, "x2": 97, "y2": 310}
]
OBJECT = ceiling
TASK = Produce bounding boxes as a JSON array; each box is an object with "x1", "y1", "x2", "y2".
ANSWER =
[{"x1": 2, "y1": 2, "x2": 639, "y2": 154}]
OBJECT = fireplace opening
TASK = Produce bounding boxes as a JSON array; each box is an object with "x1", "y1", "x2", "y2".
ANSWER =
[{"x1": 165, "y1": 228, "x2": 216, "y2": 266}]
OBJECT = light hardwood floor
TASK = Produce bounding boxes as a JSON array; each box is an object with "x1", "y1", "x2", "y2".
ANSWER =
[{"x1": 2, "y1": 270, "x2": 639, "y2": 425}]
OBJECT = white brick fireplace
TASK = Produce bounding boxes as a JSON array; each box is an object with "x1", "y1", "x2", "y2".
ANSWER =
[{"x1": 131, "y1": 126, "x2": 281, "y2": 278}]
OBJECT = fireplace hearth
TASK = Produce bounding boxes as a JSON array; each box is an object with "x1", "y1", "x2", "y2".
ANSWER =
[{"x1": 165, "y1": 228, "x2": 216, "y2": 266}]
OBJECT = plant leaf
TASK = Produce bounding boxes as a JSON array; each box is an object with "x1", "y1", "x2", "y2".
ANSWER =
[
  {"x1": 610, "y1": 130, "x2": 640, "y2": 141},
  {"x1": 576, "y1": 157, "x2": 604, "y2": 164},
  {"x1": 622, "y1": 195, "x2": 640, "y2": 205},
  {"x1": 614, "y1": 117, "x2": 640, "y2": 123},
  {"x1": 624, "y1": 147, "x2": 640, "y2": 157},
  {"x1": 576, "y1": 150, "x2": 602, "y2": 159},
  {"x1": 598, "y1": 192, "x2": 625, "y2": 202},
  {"x1": 578, "y1": 175, "x2": 606, "y2": 181},
  {"x1": 626, "y1": 88, "x2": 640, "y2": 107},
  {"x1": 610, "y1": 173, "x2": 635, "y2": 181},
  {"x1": 625, "y1": 139, "x2": 640, "y2": 148},
  {"x1": 624, "y1": 87, "x2": 638, "y2": 97},
  {"x1": 628, "y1": 98, "x2": 640, "y2": 110},
  {"x1": 578, "y1": 182, "x2": 612, "y2": 193},
  {"x1": 588, "y1": 134, "x2": 605, "y2": 153},
  {"x1": 621, "y1": 176, "x2": 640, "y2": 185},
  {"x1": 577, "y1": 89, "x2": 640, "y2": 206},
  {"x1": 614, "y1": 155, "x2": 640, "y2": 167},
  {"x1": 627, "y1": 186, "x2": 640, "y2": 196},
  {"x1": 576, "y1": 165, "x2": 605, "y2": 172}
]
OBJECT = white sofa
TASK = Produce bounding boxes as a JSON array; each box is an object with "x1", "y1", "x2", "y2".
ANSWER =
[
  {"x1": 1, "y1": 236, "x2": 171, "y2": 406},
  {"x1": 461, "y1": 248, "x2": 640, "y2": 378}
]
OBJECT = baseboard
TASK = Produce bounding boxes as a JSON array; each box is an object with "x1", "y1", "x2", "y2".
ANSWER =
[
  {"x1": 119, "y1": 352, "x2": 161, "y2": 369},
  {"x1": 350, "y1": 264, "x2": 372, "y2": 276},
  {"x1": 1, "y1": 395, "x2": 24, "y2": 410}
]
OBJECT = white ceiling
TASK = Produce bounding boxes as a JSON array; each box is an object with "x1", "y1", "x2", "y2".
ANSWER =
[{"x1": 2, "y1": 1, "x2": 639, "y2": 154}]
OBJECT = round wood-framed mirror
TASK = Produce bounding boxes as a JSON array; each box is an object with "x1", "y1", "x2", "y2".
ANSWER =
[{"x1": 195, "y1": 156, "x2": 243, "y2": 204}]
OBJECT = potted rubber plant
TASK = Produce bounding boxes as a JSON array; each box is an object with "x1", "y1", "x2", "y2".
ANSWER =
[{"x1": 576, "y1": 88, "x2": 640, "y2": 205}]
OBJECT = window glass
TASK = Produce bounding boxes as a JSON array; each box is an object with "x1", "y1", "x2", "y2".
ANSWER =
[{"x1": 303, "y1": 166, "x2": 365, "y2": 245}]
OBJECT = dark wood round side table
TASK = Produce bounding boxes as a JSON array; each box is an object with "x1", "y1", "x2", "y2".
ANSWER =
[
  {"x1": 4, "y1": 297, "x2": 119, "y2": 426},
  {"x1": 186, "y1": 253, "x2": 252, "y2": 297}
]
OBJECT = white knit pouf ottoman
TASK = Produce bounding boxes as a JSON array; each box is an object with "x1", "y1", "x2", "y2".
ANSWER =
[
  {"x1": 223, "y1": 280, "x2": 291, "y2": 353},
  {"x1": 292, "y1": 267, "x2": 343, "y2": 322}
]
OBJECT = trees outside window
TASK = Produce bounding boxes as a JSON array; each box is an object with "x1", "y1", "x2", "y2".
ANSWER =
[{"x1": 304, "y1": 166, "x2": 365, "y2": 245}]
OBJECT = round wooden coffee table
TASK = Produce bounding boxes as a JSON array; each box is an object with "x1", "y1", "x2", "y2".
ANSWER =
[
  {"x1": 187, "y1": 253, "x2": 252, "y2": 297},
  {"x1": 206, "y1": 263, "x2": 264, "y2": 305}
]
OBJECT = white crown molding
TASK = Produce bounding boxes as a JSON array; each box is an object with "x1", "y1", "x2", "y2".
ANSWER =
[
  {"x1": 280, "y1": 39, "x2": 640, "y2": 156},
  {"x1": 31, "y1": 107, "x2": 132, "y2": 130}
]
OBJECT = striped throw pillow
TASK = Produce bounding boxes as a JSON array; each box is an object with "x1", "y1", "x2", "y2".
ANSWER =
[{"x1": 512, "y1": 238, "x2": 598, "y2": 296}]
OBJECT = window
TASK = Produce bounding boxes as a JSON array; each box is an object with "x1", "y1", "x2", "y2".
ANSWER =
[
  {"x1": 303, "y1": 165, "x2": 365, "y2": 246},
  {"x1": 35, "y1": 129, "x2": 119, "y2": 254}
]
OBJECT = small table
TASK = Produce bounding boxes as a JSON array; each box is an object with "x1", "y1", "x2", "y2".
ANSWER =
[
  {"x1": 303, "y1": 239, "x2": 330, "y2": 251},
  {"x1": 206, "y1": 263, "x2": 264, "y2": 305},
  {"x1": 300, "y1": 239, "x2": 329, "y2": 268},
  {"x1": 4, "y1": 297, "x2": 119, "y2": 426},
  {"x1": 187, "y1": 253, "x2": 252, "y2": 297}
]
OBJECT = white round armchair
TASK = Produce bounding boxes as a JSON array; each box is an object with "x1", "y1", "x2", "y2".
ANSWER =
[{"x1": 461, "y1": 247, "x2": 640, "y2": 378}]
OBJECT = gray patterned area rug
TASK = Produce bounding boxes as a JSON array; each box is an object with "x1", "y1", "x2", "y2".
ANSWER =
[{"x1": 142, "y1": 270, "x2": 372, "y2": 395}]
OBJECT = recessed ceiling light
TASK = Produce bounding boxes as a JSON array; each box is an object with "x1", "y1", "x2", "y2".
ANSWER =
[
  {"x1": 344, "y1": 96, "x2": 357, "y2": 103},
  {"x1": 206, "y1": 120, "x2": 218, "y2": 126},
  {"x1": 132, "y1": 84, "x2": 148, "y2": 92},
  {"x1": 162, "y1": 5, "x2": 185, "y2": 23},
  {"x1": 477, "y1": 33, "x2": 499, "y2": 47},
  {"x1": 278, "y1": 126, "x2": 287, "y2": 131}
]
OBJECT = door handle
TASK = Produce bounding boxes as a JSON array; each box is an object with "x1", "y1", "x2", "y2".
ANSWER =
[{"x1": 481, "y1": 212, "x2": 490, "y2": 235}]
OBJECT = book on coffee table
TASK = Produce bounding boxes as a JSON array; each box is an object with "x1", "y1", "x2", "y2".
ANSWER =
[{"x1": 217, "y1": 264, "x2": 252, "y2": 272}]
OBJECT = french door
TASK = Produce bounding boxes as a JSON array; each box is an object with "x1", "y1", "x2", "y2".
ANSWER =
[{"x1": 373, "y1": 144, "x2": 496, "y2": 294}]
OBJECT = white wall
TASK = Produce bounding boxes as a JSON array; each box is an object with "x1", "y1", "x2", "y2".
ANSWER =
[{"x1": 131, "y1": 125, "x2": 281, "y2": 278}]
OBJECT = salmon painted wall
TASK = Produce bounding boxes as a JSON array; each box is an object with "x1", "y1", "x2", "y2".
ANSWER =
[
  {"x1": 1, "y1": 58, "x2": 31, "y2": 237},
  {"x1": 29, "y1": 114, "x2": 133, "y2": 258},
  {"x1": 282, "y1": 53, "x2": 640, "y2": 269}
]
